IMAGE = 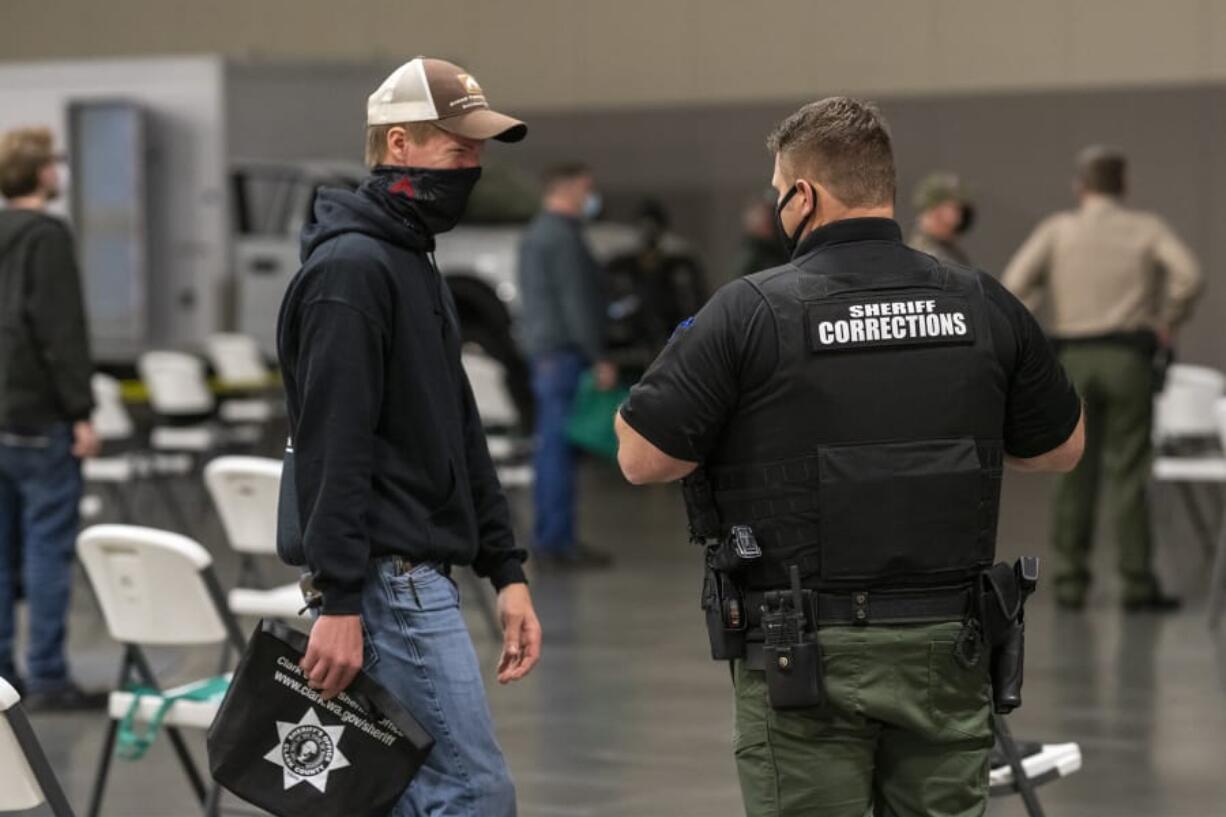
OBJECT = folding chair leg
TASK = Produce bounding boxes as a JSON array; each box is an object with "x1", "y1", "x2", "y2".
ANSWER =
[
  {"x1": 461, "y1": 568, "x2": 502, "y2": 642},
  {"x1": 7, "y1": 706, "x2": 79, "y2": 817},
  {"x1": 151, "y1": 476, "x2": 192, "y2": 533},
  {"x1": 993, "y1": 713, "x2": 1045, "y2": 817},
  {"x1": 203, "y1": 784, "x2": 223, "y2": 817},
  {"x1": 1208, "y1": 519, "x2": 1226, "y2": 629},
  {"x1": 105, "y1": 483, "x2": 134, "y2": 524},
  {"x1": 1176, "y1": 483, "x2": 1217, "y2": 560},
  {"x1": 86, "y1": 719, "x2": 119, "y2": 817},
  {"x1": 165, "y1": 726, "x2": 208, "y2": 804},
  {"x1": 216, "y1": 640, "x2": 234, "y2": 675}
]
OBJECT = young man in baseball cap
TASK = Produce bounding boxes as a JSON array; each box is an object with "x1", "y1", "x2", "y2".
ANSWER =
[{"x1": 276, "y1": 57, "x2": 537, "y2": 816}]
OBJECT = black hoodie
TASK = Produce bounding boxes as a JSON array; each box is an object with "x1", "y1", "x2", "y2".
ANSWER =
[
  {"x1": 0, "y1": 209, "x2": 93, "y2": 429},
  {"x1": 276, "y1": 179, "x2": 526, "y2": 615}
]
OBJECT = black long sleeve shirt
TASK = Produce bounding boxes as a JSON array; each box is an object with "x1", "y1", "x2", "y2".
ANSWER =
[{"x1": 0, "y1": 210, "x2": 94, "y2": 428}]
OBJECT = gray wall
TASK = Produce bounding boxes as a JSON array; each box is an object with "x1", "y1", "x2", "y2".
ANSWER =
[
  {"x1": 10, "y1": 0, "x2": 1226, "y2": 109},
  {"x1": 226, "y1": 62, "x2": 387, "y2": 164}
]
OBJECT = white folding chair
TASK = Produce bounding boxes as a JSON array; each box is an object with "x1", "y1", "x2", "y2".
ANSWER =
[
  {"x1": 1155, "y1": 364, "x2": 1226, "y2": 445},
  {"x1": 82, "y1": 374, "x2": 142, "y2": 523},
  {"x1": 204, "y1": 334, "x2": 277, "y2": 429},
  {"x1": 203, "y1": 456, "x2": 305, "y2": 622},
  {"x1": 1152, "y1": 363, "x2": 1226, "y2": 559},
  {"x1": 0, "y1": 677, "x2": 77, "y2": 817},
  {"x1": 1207, "y1": 399, "x2": 1226, "y2": 628},
  {"x1": 76, "y1": 525, "x2": 246, "y2": 817},
  {"x1": 989, "y1": 713, "x2": 1082, "y2": 813},
  {"x1": 204, "y1": 334, "x2": 269, "y2": 389},
  {"x1": 139, "y1": 350, "x2": 218, "y2": 434}
]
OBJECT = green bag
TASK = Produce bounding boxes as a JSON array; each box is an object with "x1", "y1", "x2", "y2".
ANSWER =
[
  {"x1": 565, "y1": 372, "x2": 629, "y2": 462},
  {"x1": 117, "y1": 675, "x2": 230, "y2": 761}
]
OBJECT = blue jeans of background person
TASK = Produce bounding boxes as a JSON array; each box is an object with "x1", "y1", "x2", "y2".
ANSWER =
[
  {"x1": 531, "y1": 351, "x2": 585, "y2": 554},
  {"x1": 360, "y1": 559, "x2": 516, "y2": 817},
  {"x1": 0, "y1": 424, "x2": 82, "y2": 691}
]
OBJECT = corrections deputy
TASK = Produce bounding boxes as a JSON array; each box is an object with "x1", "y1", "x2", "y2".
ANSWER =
[
  {"x1": 1004, "y1": 146, "x2": 1203, "y2": 611},
  {"x1": 614, "y1": 97, "x2": 1086, "y2": 817}
]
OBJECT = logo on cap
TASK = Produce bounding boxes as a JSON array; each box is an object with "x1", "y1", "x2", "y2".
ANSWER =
[
  {"x1": 264, "y1": 707, "x2": 351, "y2": 793},
  {"x1": 447, "y1": 72, "x2": 487, "y2": 112}
]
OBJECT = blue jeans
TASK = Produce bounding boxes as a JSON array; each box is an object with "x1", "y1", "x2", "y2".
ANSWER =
[
  {"x1": 360, "y1": 559, "x2": 516, "y2": 817},
  {"x1": 531, "y1": 351, "x2": 585, "y2": 553},
  {"x1": 0, "y1": 423, "x2": 82, "y2": 690}
]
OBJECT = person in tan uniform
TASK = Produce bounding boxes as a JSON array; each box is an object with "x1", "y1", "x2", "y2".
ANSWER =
[
  {"x1": 909, "y1": 171, "x2": 974, "y2": 266},
  {"x1": 1003, "y1": 145, "x2": 1203, "y2": 611}
]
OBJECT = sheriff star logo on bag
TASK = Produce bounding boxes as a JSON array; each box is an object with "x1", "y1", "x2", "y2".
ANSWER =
[{"x1": 263, "y1": 707, "x2": 351, "y2": 793}]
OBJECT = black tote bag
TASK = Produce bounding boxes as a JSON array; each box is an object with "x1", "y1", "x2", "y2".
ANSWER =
[{"x1": 207, "y1": 619, "x2": 434, "y2": 817}]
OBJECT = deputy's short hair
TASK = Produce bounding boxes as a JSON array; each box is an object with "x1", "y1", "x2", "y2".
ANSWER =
[
  {"x1": 363, "y1": 121, "x2": 440, "y2": 169},
  {"x1": 766, "y1": 97, "x2": 896, "y2": 209},
  {"x1": 540, "y1": 162, "x2": 591, "y2": 193},
  {"x1": 1076, "y1": 145, "x2": 1126, "y2": 196},
  {"x1": 0, "y1": 127, "x2": 55, "y2": 199}
]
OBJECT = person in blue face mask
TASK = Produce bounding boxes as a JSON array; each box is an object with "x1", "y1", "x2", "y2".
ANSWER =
[
  {"x1": 276, "y1": 56, "x2": 540, "y2": 817},
  {"x1": 518, "y1": 164, "x2": 617, "y2": 569}
]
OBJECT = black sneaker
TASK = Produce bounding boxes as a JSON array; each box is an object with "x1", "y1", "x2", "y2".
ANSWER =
[{"x1": 23, "y1": 681, "x2": 108, "y2": 713}]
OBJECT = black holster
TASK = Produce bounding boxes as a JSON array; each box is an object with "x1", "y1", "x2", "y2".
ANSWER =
[
  {"x1": 686, "y1": 469, "x2": 762, "y2": 661},
  {"x1": 702, "y1": 564, "x2": 747, "y2": 660},
  {"x1": 980, "y1": 557, "x2": 1038, "y2": 714}
]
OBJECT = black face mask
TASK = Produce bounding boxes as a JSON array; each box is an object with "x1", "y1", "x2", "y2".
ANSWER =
[
  {"x1": 774, "y1": 183, "x2": 814, "y2": 258},
  {"x1": 956, "y1": 203, "x2": 976, "y2": 235},
  {"x1": 366, "y1": 165, "x2": 483, "y2": 236}
]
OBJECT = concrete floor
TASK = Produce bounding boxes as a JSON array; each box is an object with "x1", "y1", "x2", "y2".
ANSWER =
[{"x1": 10, "y1": 460, "x2": 1226, "y2": 816}]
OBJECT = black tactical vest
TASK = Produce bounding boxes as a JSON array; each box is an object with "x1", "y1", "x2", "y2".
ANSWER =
[{"x1": 692, "y1": 227, "x2": 1008, "y2": 592}]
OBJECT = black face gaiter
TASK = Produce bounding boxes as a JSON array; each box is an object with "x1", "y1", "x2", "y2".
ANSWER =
[{"x1": 365, "y1": 165, "x2": 483, "y2": 236}]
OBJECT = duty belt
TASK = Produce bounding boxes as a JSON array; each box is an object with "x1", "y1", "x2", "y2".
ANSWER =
[{"x1": 745, "y1": 585, "x2": 972, "y2": 628}]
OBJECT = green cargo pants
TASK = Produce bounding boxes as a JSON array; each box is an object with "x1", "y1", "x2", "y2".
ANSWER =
[
  {"x1": 733, "y1": 622, "x2": 992, "y2": 817},
  {"x1": 1051, "y1": 343, "x2": 1156, "y2": 602}
]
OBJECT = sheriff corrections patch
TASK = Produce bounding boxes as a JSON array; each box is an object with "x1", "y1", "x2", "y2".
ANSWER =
[{"x1": 806, "y1": 295, "x2": 975, "y2": 352}]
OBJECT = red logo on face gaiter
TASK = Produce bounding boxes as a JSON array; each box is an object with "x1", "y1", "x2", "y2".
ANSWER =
[{"x1": 389, "y1": 177, "x2": 415, "y2": 197}]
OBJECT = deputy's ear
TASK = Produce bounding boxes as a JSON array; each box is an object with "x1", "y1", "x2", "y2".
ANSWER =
[{"x1": 798, "y1": 179, "x2": 820, "y2": 216}]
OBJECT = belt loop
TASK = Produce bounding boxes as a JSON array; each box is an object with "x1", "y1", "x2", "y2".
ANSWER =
[{"x1": 852, "y1": 591, "x2": 870, "y2": 625}]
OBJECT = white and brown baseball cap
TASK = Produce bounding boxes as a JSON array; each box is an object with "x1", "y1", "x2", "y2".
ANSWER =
[{"x1": 367, "y1": 57, "x2": 527, "y2": 143}]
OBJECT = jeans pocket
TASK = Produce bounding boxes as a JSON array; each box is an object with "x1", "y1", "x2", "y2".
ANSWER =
[
  {"x1": 360, "y1": 617, "x2": 380, "y2": 671},
  {"x1": 387, "y1": 565, "x2": 459, "y2": 613},
  {"x1": 928, "y1": 641, "x2": 990, "y2": 741}
]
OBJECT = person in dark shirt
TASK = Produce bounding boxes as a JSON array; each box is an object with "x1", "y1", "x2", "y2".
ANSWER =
[
  {"x1": 0, "y1": 127, "x2": 99, "y2": 711},
  {"x1": 517, "y1": 163, "x2": 616, "y2": 568},
  {"x1": 276, "y1": 58, "x2": 539, "y2": 816}
]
